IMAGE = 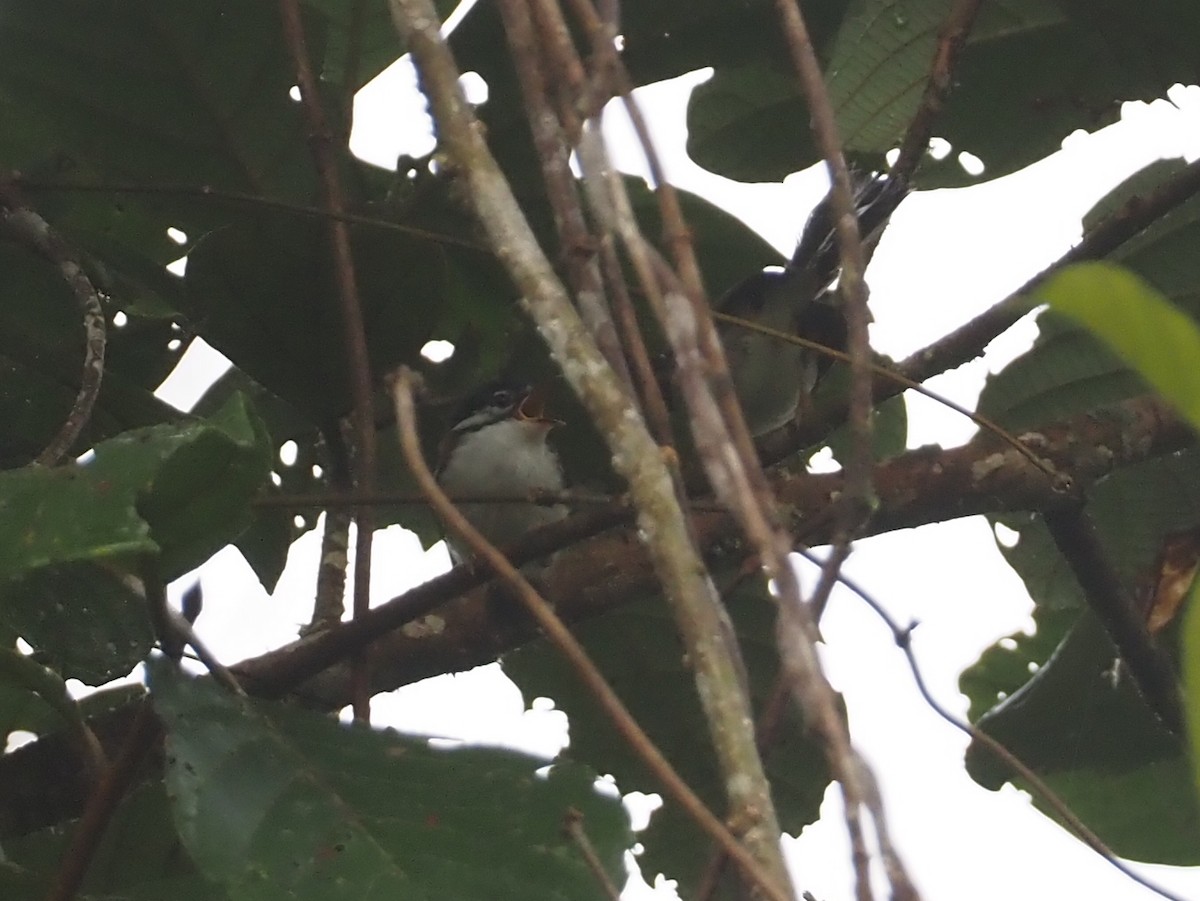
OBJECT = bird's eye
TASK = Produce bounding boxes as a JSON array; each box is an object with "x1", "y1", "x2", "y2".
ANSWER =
[{"x1": 491, "y1": 389, "x2": 515, "y2": 408}]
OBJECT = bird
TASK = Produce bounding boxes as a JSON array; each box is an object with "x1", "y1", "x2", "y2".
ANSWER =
[
  {"x1": 434, "y1": 381, "x2": 567, "y2": 565},
  {"x1": 716, "y1": 172, "x2": 908, "y2": 437}
]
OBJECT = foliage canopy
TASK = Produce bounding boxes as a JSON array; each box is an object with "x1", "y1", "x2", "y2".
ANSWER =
[{"x1": 3, "y1": 1, "x2": 1200, "y2": 899}]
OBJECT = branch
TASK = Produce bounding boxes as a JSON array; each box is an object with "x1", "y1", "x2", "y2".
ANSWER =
[
  {"x1": 0, "y1": 183, "x2": 106, "y2": 466},
  {"x1": 896, "y1": 156, "x2": 1200, "y2": 389},
  {"x1": 1042, "y1": 505, "x2": 1184, "y2": 734},
  {"x1": 775, "y1": 3, "x2": 895, "y2": 897},
  {"x1": 2, "y1": 397, "x2": 1192, "y2": 837},
  {"x1": 277, "y1": 0, "x2": 377, "y2": 723},
  {"x1": 891, "y1": 0, "x2": 985, "y2": 182},
  {"x1": 239, "y1": 395, "x2": 1192, "y2": 705},
  {"x1": 388, "y1": 0, "x2": 791, "y2": 891}
]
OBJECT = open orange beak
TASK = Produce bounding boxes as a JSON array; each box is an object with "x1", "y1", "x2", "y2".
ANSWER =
[{"x1": 516, "y1": 384, "x2": 562, "y2": 427}]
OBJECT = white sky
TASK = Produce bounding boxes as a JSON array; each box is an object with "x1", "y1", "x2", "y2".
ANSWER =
[{"x1": 146, "y1": 62, "x2": 1200, "y2": 901}]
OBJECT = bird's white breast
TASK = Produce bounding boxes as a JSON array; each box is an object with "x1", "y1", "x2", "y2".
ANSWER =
[{"x1": 437, "y1": 418, "x2": 566, "y2": 553}]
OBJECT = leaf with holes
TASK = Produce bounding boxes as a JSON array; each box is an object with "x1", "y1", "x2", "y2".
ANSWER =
[{"x1": 149, "y1": 660, "x2": 631, "y2": 901}]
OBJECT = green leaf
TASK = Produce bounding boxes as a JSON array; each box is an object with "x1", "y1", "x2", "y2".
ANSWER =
[
  {"x1": 1036, "y1": 261, "x2": 1200, "y2": 430},
  {"x1": 688, "y1": 2, "x2": 1200, "y2": 185},
  {"x1": 148, "y1": 660, "x2": 631, "y2": 901},
  {"x1": 965, "y1": 611, "x2": 1200, "y2": 864},
  {"x1": 1, "y1": 780, "x2": 226, "y2": 901},
  {"x1": 0, "y1": 0, "x2": 320, "y2": 218},
  {"x1": 183, "y1": 211, "x2": 509, "y2": 423},
  {"x1": 0, "y1": 396, "x2": 270, "y2": 681},
  {"x1": 503, "y1": 577, "x2": 830, "y2": 898},
  {"x1": 0, "y1": 241, "x2": 183, "y2": 467}
]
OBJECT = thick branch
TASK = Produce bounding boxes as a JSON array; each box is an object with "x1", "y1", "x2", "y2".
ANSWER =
[
  {"x1": 236, "y1": 394, "x2": 1191, "y2": 705},
  {"x1": 2, "y1": 396, "x2": 1191, "y2": 837}
]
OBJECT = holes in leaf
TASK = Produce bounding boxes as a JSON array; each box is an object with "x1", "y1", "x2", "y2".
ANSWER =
[
  {"x1": 420, "y1": 339, "x2": 455, "y2": 363},
  {"x1": 927, "y1": 137, "x2": 952, "y2": 160},
  {"x1": 270, "y1": 471, "x2": 283, "y2": 487},
  {"x1": 166, "y1": 227, "x2": 188, "y2": 245},
  {"x1": 993, "y1": 522, "x2": 1020, "y2": 548},
  {"x1": 958, "y1": 150, "x2": 985, "y2": 176},
  {"x1": 278, "y1": 440, "x2": 299, "y2": 467},
  {"x1": 112, "y1": 310, "x2": 128, "y2": 328},
  {"x1": 4, "y1": 730, "x2": 37, "y2": 753},
  {"x1": 459, "y1": 71, "x2": 488, "y2": 105}
]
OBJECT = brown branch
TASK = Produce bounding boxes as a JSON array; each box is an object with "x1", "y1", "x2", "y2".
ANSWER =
[
  {"x1": 774, "y1": 3, "x2": 892, "y2": 897},
  {"x1": 229, "y1": 394, "x2": 1191, "y2": 706},
  {"x1": 390, "y1": 368, "x2": 790, "y2": 901},
  {"x1": 0, "y1": 184, "x2": 106, "y2": 466},
  {"x1": 496, "y1": 0, "x2": 632, "y2": 389},
  {"x1": 43, "y1": 701, "x2": 159, "y2": 901},
  {"x1": 896, "y1": 156, "x2": 1200, "y2": 390},
  {"x1": 562, "y1": 808, "x2": 622, "y2": 901},
  {"x1": 891, "y1": 0, "x2": 986, "y2": 182},
  {"x1": 1042, "y1": 505, "x2": 1184, "y2": 734},
  {"x1": 278, "y1": 0, "x2": 376, "y2": 724}
]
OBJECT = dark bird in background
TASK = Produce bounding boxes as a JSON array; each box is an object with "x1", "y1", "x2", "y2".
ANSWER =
[{"x1": 717, "y1": 172, "x2": 909, "y2": 436}]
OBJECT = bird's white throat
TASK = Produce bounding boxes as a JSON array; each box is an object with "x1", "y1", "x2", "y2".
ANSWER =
[{"x1": 437, "y1": 417, "x2": 566, "y2": 559}]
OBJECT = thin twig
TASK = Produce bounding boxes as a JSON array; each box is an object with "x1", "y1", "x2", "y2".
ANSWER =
[
  {"x1": 0, "y1": 185, "x2": 106, "y2": 466},
  {"x1": 496, "y1": 0, "x2": 632, "y2": 390},
  {"x1": 389, "y1": 367, "x2": 791, "y2": 901},
  {"x1": 774, "y1": 2, "x2": 894, "y2": 898},
  {"x1": 43, "y1": 700, "x2": 159, "y2": 901},
  {"x1": 897, "y1": 157, "x2": 1200, "y2": 390},
  {"x1": 891, "y1": 0, "x2": 986, "y2": 182},
  {"x1": 562, "y1": 808, "x2": 622, "y2": 901},
  {"x1": 278, "y1": 0, "x2": 376, "y2": 724},
  {"x1": 16, "y1": 176, "x2": 489, "y2": 251},
  {"x1": 774, "y1": 0, "x2": 874, "y2": 529},
  {"x1": 830, "y1": 563, "x2": 1189, "y2": 901}
]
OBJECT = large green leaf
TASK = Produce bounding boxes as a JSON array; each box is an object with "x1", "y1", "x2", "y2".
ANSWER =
[
  {"x1": 687, "y1": 1, "x2": 1200, "y2": 185},
  {"x1": 182, "y1": 208, "x2": 513, "y2": 423},
  {"x1": 149, "y1": 660, "x2": 631, "y2": 901},
  {"x1": 964, "y1": 611, "x2": 1200, "y2": 864},
  {"x1": 0, "y1": 0, "x2": 320, "y2": 223},
  {"x1": 1, "y1": 780, "x2": 226, "y2": 901},
  {"x1": 1037, "y1": 262, "x2": 1200, "y2": 430},
  {"x1": 0, "y1": 396, "x2": 270, "y2": 681},
  {"x1": 503, "y1": 576, "x2": 830, "y2": 898}
]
